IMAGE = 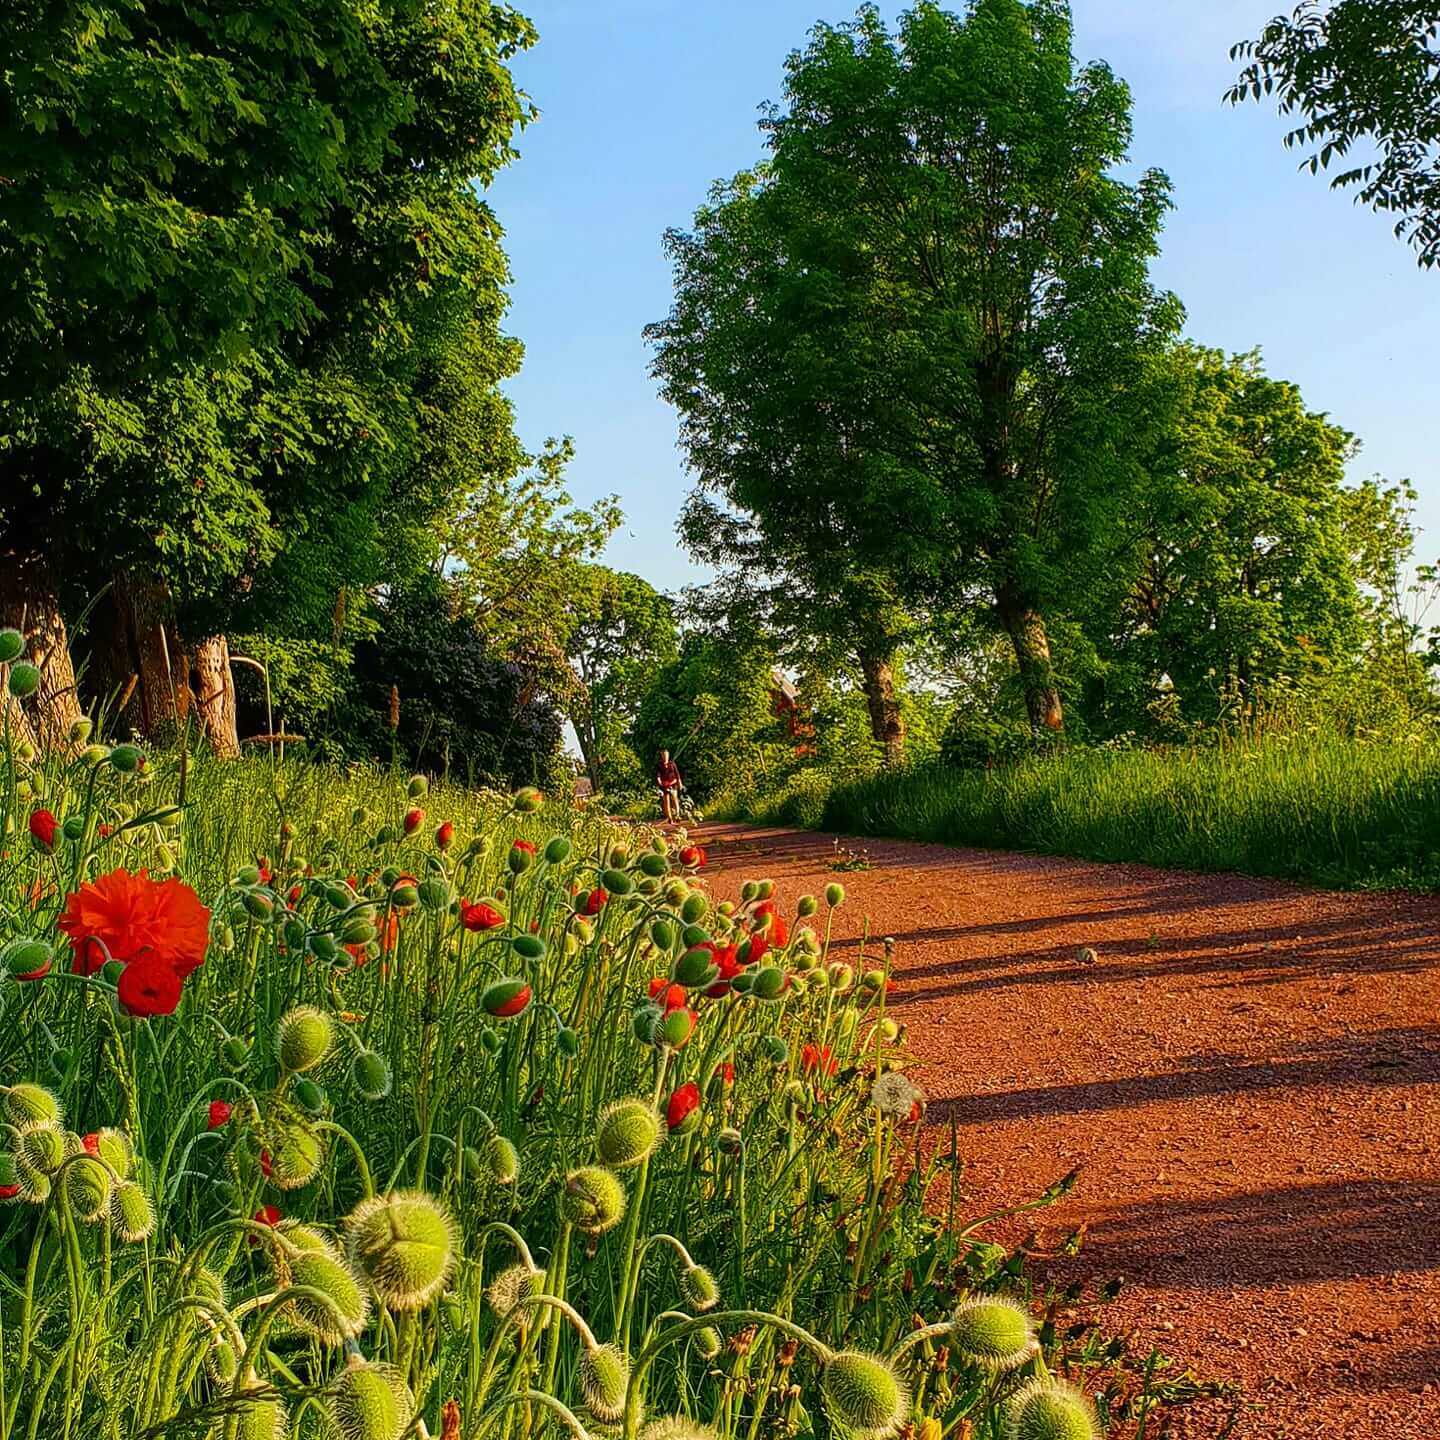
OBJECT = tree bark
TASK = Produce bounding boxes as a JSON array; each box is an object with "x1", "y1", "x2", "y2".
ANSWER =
[
  {"x1": 190, "y1": 634, "x2": 240, "y2": 758},
  {"x1": 0, "y1": 550, "x2": 84, "y2": 752},
  {"x1": 996, "y1": 587, "x2": 1064, "y2": 733},
  {"x1": 857, "y1": 648, "x2": 906, "y2": 767},
  {"x1": 111, "y1": 570, "x2": 181, "y2": 740}
]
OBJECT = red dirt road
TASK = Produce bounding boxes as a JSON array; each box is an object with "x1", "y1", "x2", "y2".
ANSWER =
[{"x1": 698, "y1": 822, "x2": 1440, "y2": 1439}]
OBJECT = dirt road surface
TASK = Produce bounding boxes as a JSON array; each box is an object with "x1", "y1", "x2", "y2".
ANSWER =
[{"x1": 698, "y1": 822, "x2": 1440, "y2": 1439}]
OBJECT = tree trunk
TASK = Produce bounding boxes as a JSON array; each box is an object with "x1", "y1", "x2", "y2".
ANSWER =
[
  {"x1": 857, "y1": 648, "x2": 906, "y2": 767},
  {"x1": 190, "y1": 635, "x2": 240, "y2": 758},
  {"x1": 112, "y1": 570, "x2": 181, "y2": 740},
  {"x1": 0, "y1": 550, "x2": 84, "y2": 752},
  {"x1": 996, "y1": 587, "x2": 1064, "y2": 733}
]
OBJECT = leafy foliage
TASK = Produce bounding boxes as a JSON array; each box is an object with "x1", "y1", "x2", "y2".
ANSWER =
[{"x1": 1229, "y1": 1, "x2": 1440, "y2": 267}]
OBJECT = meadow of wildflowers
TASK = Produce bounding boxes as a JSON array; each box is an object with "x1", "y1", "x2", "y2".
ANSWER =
[{"x1": 0, "y1": 626, "x2": 1206, "y2": 1439}]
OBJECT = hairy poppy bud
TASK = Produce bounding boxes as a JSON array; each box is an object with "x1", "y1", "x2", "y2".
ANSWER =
[
  {"x1": 561, "y1": 1166, "x2": 627, "y2": 1235},
  {"x1": 639, "y1": 851, "x2": 669, "y2": 877},
  {"x1": 825, "y1": 882, "x2": 846, "y2": 907},
  {"x1": 481, "y1": 978, "x2": 531, "y2": 1018},
  {"x1": 596, "y1": 1098, "x2": 662, "y2": 1169},
  {"x1": 751, "y1": 966, "x2": 786, "y2": 1001},
  {"x1": 512, "y1": 785, "x2": 544, "y2": 813},
  {"x1": 109, "y1": 743, "x2": 143, "y2": 773},
  {"x1": 275, "y1": 1006, "x2": 334, "y2": 1073},
  {"x1": 632, "y1": 1002, "x2": 662, "y2": 1044},
  {"x1": 821, "y1": 1353, "x2": 908, "y2": 1440},
  {"x1": 407, "y1": 775, "x2": 428, "y2": 799},
  {"x1": 1006, "y1": 1379, "x2": 1100, "y2": 1440},
  {"x1": 601, "y1": 867, "x2": 633, "y2": 896},
  {"x1": 681, "y1": 892, "x2": 708, "y2": 924},
  {"x1": 480, "y1": 1029, "x2": 503, "y2": 1055},
  {"x1": 345, "y1": 1191, "x2": 455, "y2": 1310},
  {"x1": 7, "y1": 661, "x2": 41, "y2": 698},
  {"x1": 580, "y1": 1343, "x2": 630, "y2": 1423},
  {"x1": 511, "y1": 933, "x2": 546, "y2": 961},
  {"x1": 482, "y1": 1134, "x2": 520, "y2": 1185},
  {"x1": 4, "y1": 938, "x2": 52, "y2": 981},
  {"x1": 351, "y1": 1051, "x2": 392, "y2": 1101},
  {"x1": 650, "y1": 918, "x2": 677, "y2": 951},
  {"x1": 674, "y1": 946, "x2": 719, "y2": 989},
  {"x1": 665, "y1": 1081, "x2": 701, "y2": 1134},
  {"x1": 0, "y1": 627, "x2": 24, "y2": 663},
  {"x1": 325, "y1": 1359, "x2": 414, "y2": 1440},
  {"x1": 658, "y1": 1007, "x2": 696, "y2": 1049},
  {"x1": 797, "y1": 894, "x2": 818, "y2": 917},
  {"x1": 545, "y1": 835, "x2": 572, "y2": 864},
  {"x1": 403, "y1": 808, "x2": 424, "y2": 836},
  {"x1": 556, "y1": 1026, "x2": 580, "y2": 1057},
  {"x1": 417, "y1": 877, "x2": 451, "y2": 911}
]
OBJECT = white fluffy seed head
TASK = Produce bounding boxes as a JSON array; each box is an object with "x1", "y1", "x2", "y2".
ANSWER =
[{"x1": 485, "y1": 1262, "x2": 545, "y2": 1318}]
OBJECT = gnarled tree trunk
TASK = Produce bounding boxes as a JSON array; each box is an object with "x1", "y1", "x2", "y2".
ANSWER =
[
  {"x1": 0, "y1": 550, "x2": 84, "y2": 753},
  {"x1": 996, "y1": 585, "x2": 1064, "y2": 733},
  {"x1": 112, "y1": 570, "x2": 182, "y2": 740},
  {"x1": 857, "y1": 647, "x2": 906, "y2": 767},
  {"x1": 190, "y1": 635, "x2": 240, "y2": 758}
]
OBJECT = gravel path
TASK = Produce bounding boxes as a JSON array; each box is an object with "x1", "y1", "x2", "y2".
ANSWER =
[{"x1": 697, "y1": 822, "x2": 1440, "y2": 1439}]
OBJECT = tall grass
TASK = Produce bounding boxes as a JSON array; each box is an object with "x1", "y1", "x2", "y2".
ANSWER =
[{"x1": 823, "y1": 733, "x2": 1440, "y2": 890}]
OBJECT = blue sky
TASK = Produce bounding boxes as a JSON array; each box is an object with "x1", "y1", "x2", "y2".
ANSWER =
[{"x1": 486, "y1": 0, "x2": 1440, "y2": 596}]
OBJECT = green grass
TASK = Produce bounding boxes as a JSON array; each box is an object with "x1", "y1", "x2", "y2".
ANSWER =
[{"x1": 821, "y1": 733, "x2": 1440, "y2": 891}]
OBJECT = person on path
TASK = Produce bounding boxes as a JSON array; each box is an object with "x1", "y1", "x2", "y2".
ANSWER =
[{"x1": 656, "y1": 750, "x2": 682, "y2": 823}]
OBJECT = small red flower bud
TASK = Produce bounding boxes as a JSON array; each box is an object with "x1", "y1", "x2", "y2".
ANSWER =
[
  {"x1": 207, "y1": 1100, "x2": 232, "y2": 1130},
  {"x1": 666, "y1": 1081, "x2": 701, "y2": 1132},
  {"x1": 28, "y1": 809, "x2": 58, "y2": 851},
  {"x1": 260, "y1": 1149, "x2": 273, "y2": 1178},
  {"x1": 403, "y1": 807, "x2": 424, "y2": 835},
  {"x1": 435, "y1": 821, "x2": 454, "y2": 850},
  {"x1": 582, "y1": 888, "x2": 608, "y2": 916}
]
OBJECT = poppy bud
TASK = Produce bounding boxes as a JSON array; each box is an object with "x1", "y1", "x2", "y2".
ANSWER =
[
  {"x1": 827, "y1": 962, "x2": 855, "y2": 993},
  {"x1": 756, "y1": 879, "x2": 775, "y2": 900},
  {"x1": 242, "y1": 890, "x2": 274, "y2": 920},
  {"x1": 4, "y1": 939, "x2": 52, "y2": 981},
  {"x1": 341, "y1": 917, "x2": 377, "y2": 945},
  {"x1": 694, "y1": 1326, "x2": 723, "y2": 1360},
  {"x1": 7, "y1": 661, "x2": 40, "y2": 698},
  {"x1": 573, "y1": 917, "x2": 595, "y2": 944},
  {"x1": 665, "y1": 1080, "x2": 702, "y2": 1133},
  {"x1": 511, "y1": 933, "x2": 546, "y2": 961},
  {"x1": 482, "y1": 1134, "x2": 520, "y2": 1185},
  {"x1": 0, "y1": 627, "x2": 23, "y2": 663},
  {"x1": 760, "y1": 1034, "x2": 789, "y2": 1064},
  {"x1": 751, "y1": 966, "x2": 786, "y2": 1001},
  {"x1": 508, "y1": 841, "x2": 534, "y2": 874},
  {"x1": 825, "y1": 882, "x2": 846, "y2": 907},
  {"x1": 740, "y1": 882, "x2": 758, "y2": 903},
  {"x1": 82, "y1": 743, "x2": 110, "y2": 766},
  {"x1": 631, "y1": 1002, "x2": 662, "y2": 1044},
  {"x1": 375, "y1": 825, "x2": 397, "y2": 845},
  {"x1": 560, "y1": 1166, "x2": 626, "y2": 1235},
  {"x1": 293, "y1": 1078, "x2": 326, "y2": 1115},
  {"x1": 109, "y1": 744, "x2": 142, "y2": 773},
  {"x1": 221, "y1": 1035, "x2": 251, "y2": 1070},
  {"x1": 391, "y1": 883, "x2": 419, "y2": 909},
  {"x1": 481, "y1": 978, "x2": 531, "y2": 1018},
  {"x1": 480, "y1": 1029, "x2": 503, "y2": 1055},
  {"x1": 407, "y1": 775, "x2": 428, "y2": 799},
  {"x1": 639, "y1": 851, "x2": 668, "y2": 877},
  {"x1": 821, "y1": 1353, "x2": 907, "y2": 1439},
  {"x1": 237, "y1": 864, "x2": 261, "y2": 887},
  {"x1": 343, "y1": 1191, "x2": 455, "y2": 1310},
  {"x1": 310, "y1": 932, "x2": 340, "y2": 963},
  {"x1": 61, "y1": 814, "x2": 84, "y2": 842},
  {"x1": 601, "y1": 867, "x2": 633, "y2": 895},
  {"x1": 596, "y1": 1098, "x2": 663, "y2": 1168},
  {"x1": 674, "y1": 946, "x2": 719, "y2": 989},
  {"x1": 861, "y1": 969, "x2": 887, "y2": 993},
  {"x1": 403, "y1": 808, "x2": 424, "y2": 836},
  {"x1": 664, "y1": 881, "x2": 689, "y2": 906},
  {"x1": 351, "y1": 1050, "x2": 392, "y2": 1101},
  {"x1": 797, "y1": 894, "x2": 818, "y2": 917},
  {"x1": 715, "y1": 1127, "x2": 743, "y2": 1155},
  {"x1": 681, "y1": 924, "x2": 710, "y2": 948},
  {"x1": 731, "y1": 970, "x2": 756, "y2": 995},
  {"x1": 681, "y1": 893, "x2": 708, "y2": 924},
  {"x1": 556, "y1": 1026, "x2": 580, "y2": 1057},
  {"x1": 544, "y1": 834, "x2": 571, "y2": 863},
  {"x1": 513, "y1": 786, "x2": 544, "y2": 813},
  {"x1": 657, "y1": 1007, "x2": 696, "y2": 1049},
  {"x1": 417, "y1": 878, "x2": 451, "y2": 911},
  {"x1": 275, "y1": 1006, "x2": 334, "y2": 1073},
  {"x1": 650, "y1": 918, "x2": 677, "y2": 951}
]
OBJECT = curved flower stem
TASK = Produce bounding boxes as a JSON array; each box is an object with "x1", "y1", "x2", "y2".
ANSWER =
[
  {"x1": 888, "y1": 1320, "x2": 959, "y2": 1364},
  {"x1": 230, "y1": 1286, "x2": 354, "y2": 1391},
  {"x1": 312, "y1": 1121, "x2": 374, "y2": 1197},
  {"x1": 474, "y1": 1220, "x2": 538, "y2": 1273},
  {"x1": 473, "y1": 1390, "x2": 593, "y2": 1440},
  {"x1": 621, "y1": 1310, "x2": 833, "y2": 1440}
]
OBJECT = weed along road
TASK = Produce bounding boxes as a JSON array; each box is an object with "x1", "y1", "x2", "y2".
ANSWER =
[{"x1": 700, "y1": 822, "x2": 1440, "y2": 1440}]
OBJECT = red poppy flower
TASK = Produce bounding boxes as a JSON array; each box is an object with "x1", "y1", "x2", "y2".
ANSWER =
[
  {"x1": 249, "y1": 1204, "x2": 282, "y2": 1241},
  {"x1": 97, "y1": 823, "x2": 113, "y2": 839},
  {"x1": 117, "y1": 954, "x2": 183, "y2": 1017},
  {"x1": 436, "y1": 821, "x2": 454, "y2": 850},
  {"x1": 260, "y1": 1149, "x2": 273, "y2": 1178},
  {"x1": 582, "y1": 888, "x2": 608, "y2": 916},
  {"x1": 286, "y1": 885, "x2": 302, "y2": 908},
  {"x1": 754, "y1": 901, "x2": 789, "y2": 948},
  {"x1": 0, "y1": 1181, "x2": 18, "y2": 1201},
  {"x1": 801, "y1": 1043, "x2": 838, "y2": 1078},
  {"x1": 666, "y1": 1081, "x2": 701, "y2": 1130},
  {"x1": 82, "y1": 1133, "x2": 101, "y2": 1155},
  {"x1": 257, "y1": 863, "x2": 273, "y2": 886},
  {"x1": 403, "y1": 807, "x2": 425, "y2": 835},
  {"x1": 647, "y1": 977, "x2": 688, "y2": 1013},
  {"x1": 703, "y1": 944, "x2": 742, "y2": 999},
  {"x1": 57, "y1": 868, "x2": 210, "y2": 978},
  {"x1": 745, "y1": 932, "x2": 769, "y2": 967},
  {"x1": 678, "y1": 845, "x2": 707, "y2": 868},
  {"x1": 461, "y1": 900, "x2": 506, "y2": 932},
  {"x1": 28, "y1": 809, "x2": 58, "y2": 851},
  {"x1": 207, "y1": 1100, "x2": 233, "y2": 1130},
  {"x1": 511, "y1": 839, "x2": 537, "y2": 855}
]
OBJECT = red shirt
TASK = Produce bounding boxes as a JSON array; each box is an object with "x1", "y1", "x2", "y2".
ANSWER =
[{"x1": 656, "y1": 760, "x2": 680, "y2": 787}]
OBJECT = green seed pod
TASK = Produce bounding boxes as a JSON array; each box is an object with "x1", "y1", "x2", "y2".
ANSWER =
[
  {"x1": 109, "y1": 743, "x2": 143, "y2": 773},
  {"x1": 341, "y1": 917, "x2": 377, "y2": 945},
  {"x1": 268, "y1": 1125, "x2": 325, "y2": 1190},
  {"x1": 479, "y1": 1029, "x2": 503, "y2": 1055},
  {"x1": 556, "y1": 1026, "x2": 580, "y2": 1057},
  {"x1": 821, "y1": 1352, "x2": 908, "y2": 1440},
  {"x1": 417, "y1": 878, "x2": 451, "y2": 911},
  {"x1": 679, "y1": 1263, "x2": 720, "y2": 1312},
  {"x1": 680, "y1": 924, "x2": 710, "y2": 949},
  {"x1": 580, "y1": 1343, "x2": 631, "y2": 1423},
  {"x1": 485, "y1": 1262, "x2": 545, "y2": 1318},
  {"x1": 760, "y1": 1034, "x2": 789, "y2": 1064},
  {"x1": 287, "y1": 1243, "x2": 369, "y2": 1342},
  {"x1": 631, "y1": 1002, "x2": 662, "y2": 1044},
  {"x1": 649, "y1": 918, "x2": 677, "y2": 952},
  {"x1": 680, "y1": 892, "x2": 708, "y2": 924},
  {"x1": 110, "y1": 1182, "x2": 156, "y2": 1243},
  {"x1": 751, "y1": 966, "x2": 786, "y2": 1001},
  {"x1": 511, "y1": 933, "x2": 546, "y2": 961},
  {"x1": 345, "y1": 1191, "x2": 456, "y2": 1311},
  {"x1": 3, "y1": 1082, "x2": 61, "y2": 1132},
  {"x1": 310, "y1": 932, "x2": 340, "y2": 963},
  {"x1": 825, "y1": 882, "x2": 846, "y2": 907},
  {"x1": 544, "y1": 835, "x2": 572, "y2": 864},
  {"x1": 407, "y1": 774, "x2": 429, "y2": 799},
  {"x1": 275, "y1": 1006, "x2": 334, "y2": 1073},
  {"x1": 600, "y1": 867, "x2": 633, "y2": 896},
  {"x1": 350, "y1": 1050, "x2": 392, "y2": 1101},
  {"x1": 390, "y1": 883, "x2": 419, "y2": 909},
  {"x1": 607, "y1": 843, "x2": 631, "y2": 868},
  {"x1": 797, "y1": 894, "x2": 819, "y2": 917},
  {"x1": 637, "y1": 876, "x2": 660, "y2": 896},
  {"x1": 326, "y1": 1359, "x2": 414, "y2": 1440},
  {"x1": 595, "y1": 1098, "x2": 662, "y2": 1169},
  {"x1": 673, "y1": 947, "x2": 719, "y2": 989},
  {"x1": 639, "y1": 851, "x2": 668, "y2": 877},
  {"x1": 482, "y1": 1134, "x2": 520, "y2": 1185},
  {"x1": 7, "y1": 661, "x2": 41, "y2": 698},
  {"x1": 560, "y1": 1166, "x2": 627, "y2": 1235},
  {"x1": 0, "y1": 627, "x2": 24, "y2": 663},
  {"x1": 692, "y1": 1328, "x2": 723, "y2": 1363},
  {"x1": 292, "y1": 1078, "x2": 326, "y2": 1116},
  {"x1": 221, "y1": 1035, "x2": 251, "y2": 1071},
  {"x1": 1005, "y1": 1379, "x2": 1101, "y2": 1440},
  {"x1": 950, "y1": 1297, "x2": 1039, "y2": 1372}
]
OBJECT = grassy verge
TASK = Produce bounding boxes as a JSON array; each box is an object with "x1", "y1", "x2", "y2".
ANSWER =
[{"x1": 819, "y1": 734, "x2": 1440, "y2": 891}]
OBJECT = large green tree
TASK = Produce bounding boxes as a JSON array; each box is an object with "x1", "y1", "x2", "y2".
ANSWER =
[
  {"x1": 1229, "y1": 2, "x2": 1440, "y2": 267},
  {"x1": 0, "y1": 0, "x2": 536, "y2": 752},
  {"x1": 650, "y1": 1, "x2": 1178, "y2": 735}
]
